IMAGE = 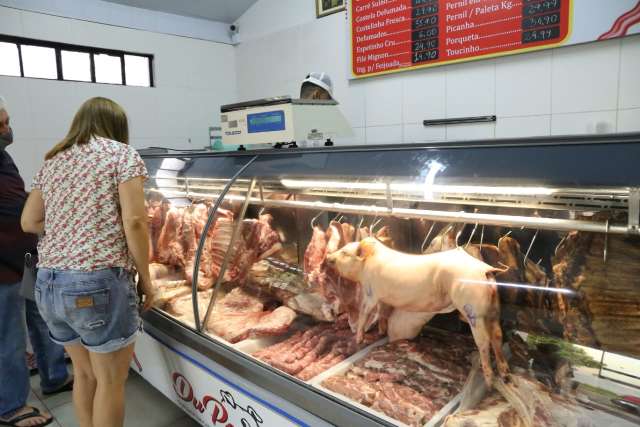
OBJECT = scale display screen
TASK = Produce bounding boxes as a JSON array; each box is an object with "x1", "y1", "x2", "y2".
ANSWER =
[{"x1": 247, "y1": 110, "x2": 286, "y2": 133}]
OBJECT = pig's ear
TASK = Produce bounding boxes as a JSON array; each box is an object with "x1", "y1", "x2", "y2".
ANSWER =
[{"x1": 357, "y1": 239, "x2": 375, "y2": 259}]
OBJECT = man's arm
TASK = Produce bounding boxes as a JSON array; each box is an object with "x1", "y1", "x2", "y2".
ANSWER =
[{"x1": 21, "y1": 189, "x2": 45, "y2": 234}]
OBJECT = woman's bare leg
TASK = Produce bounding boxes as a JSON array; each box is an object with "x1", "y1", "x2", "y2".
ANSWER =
[
  {"x1": 65, "y1": 344, "x2": 96, "y2": 427},
  {"x1": 89, "y1": 343, "x2": 134, "y2": 427}
]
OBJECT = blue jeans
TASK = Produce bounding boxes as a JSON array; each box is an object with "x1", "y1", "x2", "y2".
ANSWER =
[
  {"x1": 36, "y1": 268, "x2": 142, "y2": 353},
  {"x1": 0, "y1": 282, "x2": 68, "y2": 417}
]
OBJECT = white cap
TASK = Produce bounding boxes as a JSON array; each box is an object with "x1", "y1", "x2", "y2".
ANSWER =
[
  {"x1": 0, "y1": 96, "x2": 7, "y2": 112},
  {"x1": 302, "y1": 72, "x2": 334, "y2": 99}
]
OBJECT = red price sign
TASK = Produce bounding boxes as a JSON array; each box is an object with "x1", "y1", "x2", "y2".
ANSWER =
[{"x1": 351, "y1": 0, "x2": 572, "y2": 77}]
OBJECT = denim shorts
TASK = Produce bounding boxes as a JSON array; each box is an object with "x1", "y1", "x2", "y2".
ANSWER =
[{"x1": 35, "y1": 267, "x2": 142, "y2": 353}]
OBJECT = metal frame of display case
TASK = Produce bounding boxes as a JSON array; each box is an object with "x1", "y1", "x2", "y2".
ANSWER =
[{"x1": 139, "y1": 132, "x2": 640, "y2": 427}]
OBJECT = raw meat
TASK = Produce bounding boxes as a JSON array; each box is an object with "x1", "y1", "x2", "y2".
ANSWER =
[
  {"x1": 326, "y1": 238, "x2": 509, "y2": 386},
  {"x1": 304, "y1": 226, "x2": 327, "y2": 291},
  {"x1": 322, "y1": 375, "x2": 377, "y2": 405},
  {"x1": 247, "y1": 260, "x2": 337, "y2": 321},
  {"x1": 322, "y1": 332, "x2": 474, "y2": 427},
  {"x1": 206, "y1": 288, "x2": 296, "y2": 343},
  {"x1": 254, "y1": 320, "x2": 380, "y2": 380},
  {"x1": 157, "y1": 207, "x2": 185, "y2": 266},
  {"x1": 224, "y1": 214, "x2": 282, "y2": 285}
]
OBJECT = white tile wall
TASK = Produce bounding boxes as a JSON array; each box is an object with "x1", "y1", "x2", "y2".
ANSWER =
[
  {"x1": 619, "y1": 36, "x2": 640, "y2": 110},
  {"x1": 333, "y1": 127, "x2": 366, "y2": 146},
  {"x1": 496, "y1": 115, "x2": 551, "y2": 138},
  {"x1": 496, "y1": 51, "x2": 552, "y2": 117},
  {"x1": 618, "y1": 109, "x2": 640, "y2": 133},
  {"x1": 365, "y1": 76, "x2": 403, "y2": 127},
  {"x1": 403, "y1": 123, "x2": 446, "y2": 143},
  {"x1": 551, "y1": 39, "x2": 621, "y2": 114},
  {"x1": 402, "y1": 68, "x2": 446, "y2": 124},
  {"x1": 551, "y1": 111, "x2": 618, "y2": 135},
  {"x1": 445, "y1": 60, "x2": 496, "y2": 118},
  {"x1": 446, "y1": 123, "x2": 496, "y2": 141},
  {"x1": 366, "y1": 125, "x2": 403, "y2": 145}
]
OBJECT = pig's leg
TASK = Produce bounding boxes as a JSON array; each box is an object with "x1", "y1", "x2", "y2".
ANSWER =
[
  {"x1": 387, "y1": 310, "x2": 435, "y2": 341},
  {"x1": 489, "y1": 316, "x2": 510, "y2": 380},
  {"x1": 356, "y1": 286, "x2": 378, "y2": 343},
  {"x1": 467, "y1": 315, "x2": 494, "y2": 387}
]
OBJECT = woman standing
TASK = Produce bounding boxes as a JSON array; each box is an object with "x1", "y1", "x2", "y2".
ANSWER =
[{"x1": 21, "y1": 97, "x2": 155, "y2": 427}]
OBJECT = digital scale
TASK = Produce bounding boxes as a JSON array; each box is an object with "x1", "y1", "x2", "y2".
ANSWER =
[{"x1": 220, "y1": 96, "x2": 353, "y2": 148}]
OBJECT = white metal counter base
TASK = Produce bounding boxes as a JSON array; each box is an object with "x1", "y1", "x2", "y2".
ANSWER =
[{"x1": 132, "y1": 324, "x2": 332, "y2": 427}]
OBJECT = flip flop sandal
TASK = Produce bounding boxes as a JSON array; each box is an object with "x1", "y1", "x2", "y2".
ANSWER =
[
  {"x1": 42, "y1": 378, "x2": 74, "y2": 396},
  {"x1": 0, "y1": 407, "x2": 53, "y2": 427}
]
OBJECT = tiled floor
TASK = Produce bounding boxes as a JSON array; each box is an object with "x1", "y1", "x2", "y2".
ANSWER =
[{"x1": 29, "y1": 370, "x2": 200, "y2": 427}]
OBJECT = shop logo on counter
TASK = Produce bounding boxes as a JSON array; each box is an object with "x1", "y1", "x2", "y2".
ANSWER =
[{"x1": 172, "y1": 372, "x2": 264, "y2": 427}]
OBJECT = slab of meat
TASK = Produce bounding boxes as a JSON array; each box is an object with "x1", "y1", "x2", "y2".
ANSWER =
[
  {"x1": 147, "y1": 199, "x2": 170, "y2": 262},
  {"x1": 304, "y1": 226, "x2": 327, "y2": 291},
  {"x1": 224, "y1": 214, "x2": 282, "y2": 285},
  {"x1": 206, "y1": 288, "x2": 296, "y2": 343},
  {"x1": 250, "y1": 306, "x2": 297, "y2": 336},
  {"x1": 372, "y1": 382, "x2": 438, "y2": 426},
  {"x1": 156, "y1": 207, "x2": 185, "y2": 266},
  {"x1": 322, "y1": 331, "x2": 473, "y2": 427},
  {"x1": 254, "y1": 320, "x2": 380, "y2": 380},
  {"x1": 165, "y1": 290, "x2": 213, "y2": 328},
  {"x1": 322, "y1": 375, "x2": 377, "y2": 405},
  {"x1": 247, "y1": 259, "x2": 337, "y2": 321}
]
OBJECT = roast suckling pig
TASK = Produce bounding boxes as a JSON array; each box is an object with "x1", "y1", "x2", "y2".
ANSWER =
[{"x1": 326, "y1": 237, "x2": 509, "y2": 386}]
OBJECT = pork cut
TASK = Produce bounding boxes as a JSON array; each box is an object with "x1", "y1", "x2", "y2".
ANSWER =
[
  {"x1": 254, "y1": 319, "x2": 380, "y2": 380},
  {"x1": 322, "y1": 331, "x2": 474, "y2": 427},
  {"x1": 206, "y1": 288, "x2": 296, "y2": 343}
]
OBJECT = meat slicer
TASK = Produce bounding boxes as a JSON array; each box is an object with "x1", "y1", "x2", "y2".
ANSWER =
[{"x1": 220, "y1": 96, "x2": 353, "y2": 148}]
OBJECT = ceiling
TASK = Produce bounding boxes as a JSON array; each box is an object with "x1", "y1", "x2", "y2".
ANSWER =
[{"x1": 102, "y1": 0, "x2": 258, "y2": 23}]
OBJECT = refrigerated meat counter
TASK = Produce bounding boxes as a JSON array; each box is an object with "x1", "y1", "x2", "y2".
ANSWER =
[{"x1": 134, "y1": 133, "x2": 640, "y2": 427}]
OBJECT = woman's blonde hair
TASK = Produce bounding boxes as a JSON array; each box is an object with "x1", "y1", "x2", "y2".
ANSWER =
[{"x1": 45, "y1": 97, "x2": 129, "y2": 160}]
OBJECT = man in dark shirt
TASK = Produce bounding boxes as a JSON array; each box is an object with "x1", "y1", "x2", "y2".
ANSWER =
[{"x1": 0, "y1": 96, "x2": 71, "y2": 427}]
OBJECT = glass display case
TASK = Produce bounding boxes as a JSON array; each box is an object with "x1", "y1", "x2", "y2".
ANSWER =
[{"x1": 139, "y1": 133, "x2": 640, "y2": 427}]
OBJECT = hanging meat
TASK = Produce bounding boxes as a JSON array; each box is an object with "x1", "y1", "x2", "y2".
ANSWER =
[
  {"x1": 326, "y1": 237, "x2": 509, "y2": 386},
  {"x1": 552, "y1": 229, "x2": 640, "y2": 357}
]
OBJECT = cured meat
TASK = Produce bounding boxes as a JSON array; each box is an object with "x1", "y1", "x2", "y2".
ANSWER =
[
  {"x1": 553, "y1": 228, "x2": 640, "y2": 357},
  {"x1": 326, "y1": 238, "x2": 509, "y2": 386},
  {"x1": 444, "y1": 374, "x2": 595, "y2": 427}
]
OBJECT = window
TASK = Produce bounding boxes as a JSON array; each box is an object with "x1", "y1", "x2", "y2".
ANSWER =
[
  {"x1": 61, "y1": 50, "x2": 91, "y2": 82},
  {"x1": 0, "y1": 42, "x2": 20, "y2": 76},
  {"x1": 95, "y1": 53, "x2": 122, "y2": 84},
  {"x1": 124, "y1": 55, "x2": 150, "y2": 87},
  {"x1": 21, "y1": 45, "x2": 57, "y2": 79},
  {"x1": 0, "y1": 34, "x2": 154, "y2": 87}
]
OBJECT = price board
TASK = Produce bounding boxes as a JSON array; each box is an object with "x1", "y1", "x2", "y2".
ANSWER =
[{"x1": 350, "y1": 0, "x2": 640, "y2": 78}]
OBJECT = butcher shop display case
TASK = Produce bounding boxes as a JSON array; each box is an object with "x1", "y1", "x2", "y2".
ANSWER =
[{"x1": 137, "y1": 133, "x2": 640, "y2": 427}]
